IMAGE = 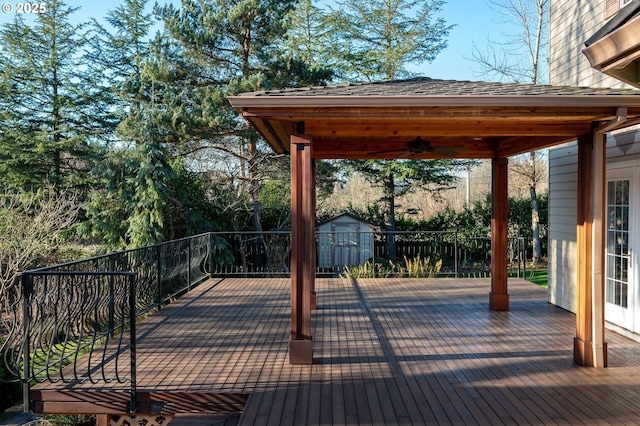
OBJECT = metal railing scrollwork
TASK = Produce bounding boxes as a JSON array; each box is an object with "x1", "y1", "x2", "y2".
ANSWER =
[
  {"x1": 0, "y1": 233, "x2": 214, "y2": 412},
  {"x1": 19, "y1": 271, "x2": 136, "y2": 411}
]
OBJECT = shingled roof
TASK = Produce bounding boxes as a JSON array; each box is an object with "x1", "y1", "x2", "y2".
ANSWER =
[
  {"x1": 228, "y1": 77, "x2": 640, "y2": 160},
  {"x1": 234, "y1": 77, "x2": 640, "y2": 99}
]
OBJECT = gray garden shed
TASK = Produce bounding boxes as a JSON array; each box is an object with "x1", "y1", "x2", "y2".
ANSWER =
[{"x1": 316, "y1": 213, "x2": 377, "y2": 271}]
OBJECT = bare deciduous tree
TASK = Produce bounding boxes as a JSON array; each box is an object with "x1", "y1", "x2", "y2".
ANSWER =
[
  {"x1": 510, "y1": 151, "x2": 548, "y2": 263},
  {"x1": 471, "y1": 0, "x2": 549, "y2": 84},
  {"x1": 471, "y1": 0, "x2": 550, "y2": 264},
  {"x1": 0, "y1": 189, "x2": 81, "y2": 300}
]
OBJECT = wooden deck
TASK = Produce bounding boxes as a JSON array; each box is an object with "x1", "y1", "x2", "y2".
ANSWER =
[{"x1": 32, "y1": 277, "x2": 640, "y2": 425}]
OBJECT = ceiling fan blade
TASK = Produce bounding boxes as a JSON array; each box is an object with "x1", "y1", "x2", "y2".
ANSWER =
[
  {"x1": 368, "y1": 148, "x2": 408, "y2": 156},
  {"x1": 369, "y1": 139, "x2": 468, "y2": 158},
  {"x1": 431, "y1": 146, "x2": 466, "y2": 157}
]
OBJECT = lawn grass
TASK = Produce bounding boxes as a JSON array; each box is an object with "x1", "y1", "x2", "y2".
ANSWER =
[
  {"x1": 440, "y1": 269, "x2": 548, "y2": 288},
  {"x1": 525, "y1": 269, "x2": 548, "y2": 287},
  {"x1": 507, "y1": 269, "x2": 548, "y2": 287}
]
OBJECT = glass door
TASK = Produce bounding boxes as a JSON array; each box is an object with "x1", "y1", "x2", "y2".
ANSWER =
[{"x1": 605, "y1": 168, "x2": 635, "y2": 330}]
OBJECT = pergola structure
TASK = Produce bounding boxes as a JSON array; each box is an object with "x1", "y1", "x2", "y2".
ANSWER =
[{"x1": 228, "y1": 77, "x2": 640, "y2": 367}]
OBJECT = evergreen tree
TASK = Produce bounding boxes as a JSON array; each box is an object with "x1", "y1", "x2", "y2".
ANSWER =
[
  {"x1": 281, "y1": 0, "x2": 336, "y2": 82},
  {"x1": 153, "y1": 0, "x2": 326, "y2": 234},
  {"x1": 326, "y1": 0, "x2": 452, "y2": 81},
  {"x1": 83, "y1": 0, "x2": 220, "y2": 249},
  {"x1": 0, "y1": 0, "x2": 110, "y2": 190},
  {"x1": 321, "y1": 0, "x2": 458, "y2": 257},
  {"x1": 81, "y1": 0, "x2": 172, "y2": 249}
]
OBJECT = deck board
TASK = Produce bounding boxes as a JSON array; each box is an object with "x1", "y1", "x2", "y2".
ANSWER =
[{"x1": 30, "y1": 277, "x2": 640, "y2": 425}]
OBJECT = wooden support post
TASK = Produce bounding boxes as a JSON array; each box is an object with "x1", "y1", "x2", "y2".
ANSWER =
[
  {"x1": 574, "y1": 133, "x2": 608, "y2": 367},
  {"x1": 575, "y1": 134, "x2": 594, "y2": 366},
  {"x1": 310, "y1": 159, "x2": 317, "y2": 311},
  {"x1": 490, "y1": 157, "x2": 509, "y2": 311},
  {"x1": 290, "y1": 134, "x2": 314, "y2": 365},
  {"x1": 96, "y1": 415, "x2": 110, "y2": 426}
]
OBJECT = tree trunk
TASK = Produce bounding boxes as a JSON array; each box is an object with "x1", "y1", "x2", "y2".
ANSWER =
[
  {"x1": 530, "y1": 185, "x2": 541, "y2": 265},
  {"x1": 382, "y1": 172, "x2": 396, "y2": 260},
  {"x1": 248, "y1": 139, "x2": 264, "y2": 269}
]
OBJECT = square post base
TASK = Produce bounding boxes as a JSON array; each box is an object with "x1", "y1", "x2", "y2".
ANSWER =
[
  {"x1": 574, "y1": 338, "x2": 607, "y2": 367},
  {"x1": 489, "y1": 292, "x2": 509, "y2": 311},
  {"x1": 290, "y1": 339, "x2": 313, "y2": 365}
]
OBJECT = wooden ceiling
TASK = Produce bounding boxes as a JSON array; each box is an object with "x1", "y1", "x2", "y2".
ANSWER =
[{"x1": 228, "y1": 80, "x2": 640, "y2": 160}]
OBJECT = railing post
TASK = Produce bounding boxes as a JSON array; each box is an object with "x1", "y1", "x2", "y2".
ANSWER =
[
  {"x1": 523, "y1": 237, "x2": 527, "y2": 279},
  {"x1": 128, "y1": 273, "x2": 137, "y2": 414},
  {"x1": 187, "y1": 239, "x2": 192, "y2": 291},
  {"x1": 454, "y1": 231, "x2": 459, "y2": 278},
  {"x1": 208, "y1": 232, "x2": 214, "y2": 278},
  {"x1": 518, "y1": 237, "x2": 523, "y2": 278},
  {"x1": 372, "y1": 231, "x2": 376, "y2": 278},
  {"x1": 108, "y1": 256, "x2": 115, "y2": 339},
  {"x1": 21, "y1": 273, "x2": 31, "y2": 412},
  {"x1": 156, "y1": 244, "x2": 162, "y2": 311}
]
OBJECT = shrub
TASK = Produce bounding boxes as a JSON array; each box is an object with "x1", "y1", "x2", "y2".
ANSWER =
[
  {"x1": 398, "y1": 256, "x2": 442, "y2": 278},
  {"x1": 340, "y1": 260, "x2": 394, "y2": 278},
  {"x1": 340, "y1": 255, "x2": 442, "y2": 279}
]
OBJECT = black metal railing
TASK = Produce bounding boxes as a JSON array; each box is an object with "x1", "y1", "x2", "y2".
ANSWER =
[
  {"x1": 0, "y1": 229, "x2": 530, "y2": 410},
  {"x1": 20, "y1": 271, "x2": 136, "y2": 411},
  {"x1": 0, "y1": 232, "x2": 213, "y2": 411},
  {"x1": 209, "y1": 230, "x2": 528, "y2": 278}
]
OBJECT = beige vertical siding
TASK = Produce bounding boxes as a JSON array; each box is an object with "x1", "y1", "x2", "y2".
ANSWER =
[
  {"x1": 549, "y1": 0, "x2": 634, "y2": 88},
  {"x1": 548, "y1": 141, "x2": 578, "y2": 312},
  {"x1": 548, "y1": 0, "x2": 640, "y2": 316}
]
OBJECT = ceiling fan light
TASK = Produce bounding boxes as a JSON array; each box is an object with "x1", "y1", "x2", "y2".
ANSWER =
[{"x1": 407, "y1": 136, "x2": 433, "y2": 152}]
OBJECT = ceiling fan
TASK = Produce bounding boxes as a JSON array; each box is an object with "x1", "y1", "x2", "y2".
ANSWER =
[{"x1": 370, "y1": 137, "x2": 465, "y2": 158}]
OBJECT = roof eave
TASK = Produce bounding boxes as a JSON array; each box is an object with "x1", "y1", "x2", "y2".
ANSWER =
[
  {"x1": 229, "y1": 94, "x2": 640, "y2": 110},
  {"x1": 583, "y1": 14, "x2": 640, "y2": 88}
]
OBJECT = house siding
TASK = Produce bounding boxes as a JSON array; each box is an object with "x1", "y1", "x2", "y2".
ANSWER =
[
  {"x1": 548, "y1": 0, "x2": 640, "y2": 318},
  {"x1": 548, "y1": 130, "x2": 640, "y2": 313},
  {"x1": 548, "y1": 142, "x2": 578, "y2": 312},
  {"x1": 550, "y1": 0, "x2": 635, "y2": 88}
]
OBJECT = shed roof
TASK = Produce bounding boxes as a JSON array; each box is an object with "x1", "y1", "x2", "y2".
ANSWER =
[
  {"x1": 317, "y1": 212, "x2": 377, "y2": 228},
  {"x1": 228, "y1": 77, "x2": 640, "y2": 159}
]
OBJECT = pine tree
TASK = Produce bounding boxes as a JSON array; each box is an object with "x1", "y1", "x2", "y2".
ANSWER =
[
  {"x1": 280, "y1": 0, "x2": 336, "y2": 83},
  {"x1": 153, "y1": 0, "x2": 323, "y2": 234},
  {"x1": 325, "y1": 0, "x2": 452, "y2": 81},
  {"x1": 0, "y1": 0, "x2": 109, "y2": 190},
  {"x1": 81, "y1": 0, "x2": 172, "y2": 249},
  {"x1": 321, "y1": 0, "x2": 459, "y2": 258}
]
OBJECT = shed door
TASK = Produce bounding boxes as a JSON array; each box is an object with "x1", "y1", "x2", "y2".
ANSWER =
[
  {"x1": 605, "y1": 167, "x2": 638, "y2": 332},
  {"x1": 332, "y1": 223, "x2": 360, "y2": 267}
]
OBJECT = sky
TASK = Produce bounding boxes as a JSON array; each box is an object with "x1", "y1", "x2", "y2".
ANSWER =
[
  {"x1": 419, "y1": 1, "x2": 518, "y2": 81},
  {"x1": 0, "y1": 0, "x2": 516, "y2": 82}
]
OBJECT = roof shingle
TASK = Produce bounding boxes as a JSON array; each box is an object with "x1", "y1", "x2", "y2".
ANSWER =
[{"x1": 237, "y1": 77, "x2": 640, "y2": 98}]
